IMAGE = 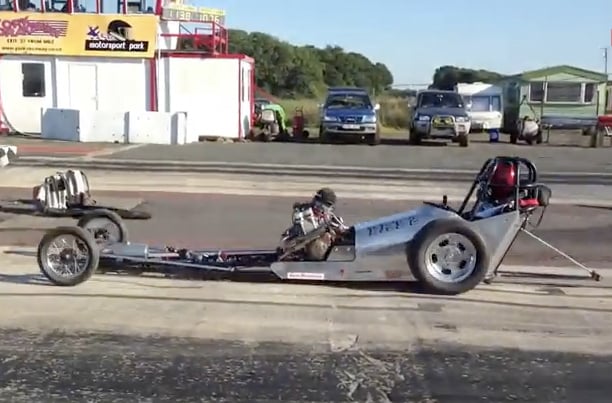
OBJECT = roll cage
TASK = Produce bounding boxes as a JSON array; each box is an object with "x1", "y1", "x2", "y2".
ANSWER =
[{"x1": 425, "y1": 156, "x2": 550, "y2": 224}]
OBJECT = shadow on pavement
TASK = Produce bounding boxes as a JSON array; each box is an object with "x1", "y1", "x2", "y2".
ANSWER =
[
  {"x1": 0, "y1": 273, "x2": 51, "y2": 286},
  {"x1": 576, "y1": 204, "x2": 612, "y2": 211},
  {"x1": 4, "y1": 250, "x2": 37, "y2": 258}
]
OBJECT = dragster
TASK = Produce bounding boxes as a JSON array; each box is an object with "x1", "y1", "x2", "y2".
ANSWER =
[{"x1": 35, "y1": 156, "x2": 602, "y2": 295}]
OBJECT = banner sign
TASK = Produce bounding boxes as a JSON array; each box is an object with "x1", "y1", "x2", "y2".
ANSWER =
[
  {"x1": 0, "y1": 12, "x2": 157, "y2": 58},
  {"x1": 161, "y1": 1, "x2": 225, "y2": 25}
]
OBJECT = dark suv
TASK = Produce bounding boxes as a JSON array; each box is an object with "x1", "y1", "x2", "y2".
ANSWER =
[
  {"x1": 409, "y1": 90, "x2": 471, "y2": 147},
  {"x1": 319, "y1": 87, "x2": 381, "y2": 145}
]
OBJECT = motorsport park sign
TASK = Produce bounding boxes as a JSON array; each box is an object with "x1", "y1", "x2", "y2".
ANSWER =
[{"x1": 0, "y1": 12, "x2": 157, "y2": 58}]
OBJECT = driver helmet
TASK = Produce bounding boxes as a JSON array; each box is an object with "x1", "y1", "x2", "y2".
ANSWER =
[
  {"x1": 313, "y1": 187, "x2": 337, "y2": 208},
  {"x1": 488, "y1": 161, "x2": 517, "y2": 201}
]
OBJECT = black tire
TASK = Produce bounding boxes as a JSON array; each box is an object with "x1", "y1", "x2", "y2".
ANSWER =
[
  {"x1": 535, "y1": 130, "x2": 543, "y2": 144},
  {"x1": 367, "y1": 131, "x2": 381, "y2": 146},
  {"x1": 509, "y1": 132, "x2": 519, "y2": 144},
  {"x1": 407, "y1": 219, "x2": 490, "y2": 295},
  {"x1": 319, "y1": 127, "x2": 330, "y2": 144},
  {"x1": 37, "y1": 226, "x2": 100, "y2": 286},
  {"x1": 77, "y1": 209, "x2": 128, "y2": 244},
  {"x1": 457, "y1": 133, "x2": 469, "y2": 147},
  {"x1": 409, "y1": 128, "x2": 422, "y2": 145},
  {"x1": 259, "y1": 131, "x2": 272, "y2": 142}
]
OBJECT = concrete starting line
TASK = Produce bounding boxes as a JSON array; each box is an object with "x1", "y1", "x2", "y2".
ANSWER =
[{"x1": 1, "y1": 166, "x2": 611, "y2": 205}]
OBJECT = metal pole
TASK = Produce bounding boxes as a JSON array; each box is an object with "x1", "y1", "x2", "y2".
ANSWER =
[
  {"x1": 604, "y1": 47, "x2": 609, "y2": 79},
  {"x1": 603, "y1": 47, "x2": 609, "y2": 114}
]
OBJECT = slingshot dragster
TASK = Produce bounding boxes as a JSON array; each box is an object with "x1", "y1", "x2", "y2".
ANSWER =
[{"x1": 35, "y1": 157, "x2": 601, "y2": 295}]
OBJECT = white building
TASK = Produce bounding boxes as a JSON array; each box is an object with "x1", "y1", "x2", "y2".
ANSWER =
[{"x1": 0, "y1": 0, "x2": 254, "y2": 144}]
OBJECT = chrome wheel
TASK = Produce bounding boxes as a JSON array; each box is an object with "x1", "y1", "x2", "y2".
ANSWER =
[
  {"x1": 42, "y1": 234, "x2": 91, "y2": 280},
  {"x1": 424, "y1": 232, "x2": 477, "y2": 283}
]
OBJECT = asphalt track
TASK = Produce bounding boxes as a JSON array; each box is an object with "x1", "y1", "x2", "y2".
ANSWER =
[
  {"x1": 1, "y1": 244, "x2": 612, "y2": 402},
  {"x1": 2, "y1": 140, "x2": 612, "y2": 401},
  {"x1": 99, "y1": 141, "x2": 612, "y2": 173},
  {"x1": 1, "y1": 329, "x2": 609, "y2": 402}
]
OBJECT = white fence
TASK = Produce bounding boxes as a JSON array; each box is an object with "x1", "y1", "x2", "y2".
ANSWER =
[{"x1": 41, "y1": 109, "x2": 197, "y2": 145}]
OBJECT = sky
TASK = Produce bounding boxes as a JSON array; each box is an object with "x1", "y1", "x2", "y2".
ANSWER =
[{"x1": 191, "y1": 0, "x2": 612, "y2": 87}]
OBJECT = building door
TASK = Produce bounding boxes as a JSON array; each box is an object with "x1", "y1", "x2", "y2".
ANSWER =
[{"x1": 68, "y1": 64, "x2": 98, "y2": 110}]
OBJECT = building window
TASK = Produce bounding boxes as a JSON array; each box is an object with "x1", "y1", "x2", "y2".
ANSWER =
[
  {"x1": 546, "y1": 82, "x2": 582, "y2": 103},
  {"x1": 528, "y1": 81, "x2": 545, "y2": 102},
  {"x1": 583, "y1": 83, "x2": 596, "y2": 103},
  {"x1": 22, "y1": 63, "x2": 45, "y2": 98},
  {"x1": 491, "y1": 95, "x2": 502, "y2": 111}
]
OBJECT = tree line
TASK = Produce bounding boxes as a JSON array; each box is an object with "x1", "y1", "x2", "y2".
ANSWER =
[
  {"x1": 227, "y1": 30, "x2": 394, "y2": 98},
  {"x1": 176, "y1": 30, "x2": 393, "y2": 98},
  {"x1": 178, "y1": 31, "x2": 505, "y2": 99}
]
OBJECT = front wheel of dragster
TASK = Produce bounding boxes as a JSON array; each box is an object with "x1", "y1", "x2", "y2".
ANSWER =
[
  {"x1": 77, "y1": 209, "x2": 128, "y2": 245},
  {"x1": 407, "y1": 219, "x2": 490, "y2": 295},
  {"x1": 37, "y1": 226, "x2": 100, "y2": 286}
]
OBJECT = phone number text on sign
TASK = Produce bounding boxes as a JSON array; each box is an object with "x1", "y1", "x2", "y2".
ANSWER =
[{"x1": 161, "y1": 6, "x2": 226, "y2": 25}]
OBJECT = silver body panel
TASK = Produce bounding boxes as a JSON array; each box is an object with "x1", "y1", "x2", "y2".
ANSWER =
[{"x1": 270, "y1": 204, "x2": 523, "y2": 282}]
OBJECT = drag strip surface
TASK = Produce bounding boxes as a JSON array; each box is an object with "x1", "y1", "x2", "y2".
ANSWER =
[
  {"x1": 102, "y1": 141, "x2": 612, "y2": 173},
  {"x1": 0, "y1": 329, "x2": 609, "y2": 402}
]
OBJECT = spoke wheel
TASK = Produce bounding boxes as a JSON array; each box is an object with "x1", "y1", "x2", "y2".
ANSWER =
[{"x1": 37, "y1": 226, "x2": 99, "y2": 286}]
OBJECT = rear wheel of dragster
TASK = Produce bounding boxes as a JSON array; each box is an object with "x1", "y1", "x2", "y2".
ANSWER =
[
  {"x1": 407, "y1": 219, "x2": 490, "y2": 295},
  {"x1": 37, "y1": 226, "x2": 100, "y2": 286},
  {"x1": 77, "y1": 209, "x2": 128, "y2": 245}
]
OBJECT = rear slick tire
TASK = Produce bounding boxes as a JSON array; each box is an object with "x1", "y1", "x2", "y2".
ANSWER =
[{"x1": 407, "y1": 219, "x2": 490, "y2": 295}]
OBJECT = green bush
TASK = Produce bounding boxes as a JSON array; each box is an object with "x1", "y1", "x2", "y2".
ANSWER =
[{"x1": 278, "y1": 96, "x2": 411, "y2": 130}]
